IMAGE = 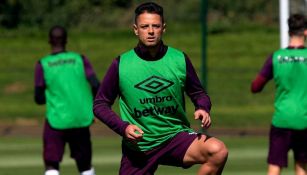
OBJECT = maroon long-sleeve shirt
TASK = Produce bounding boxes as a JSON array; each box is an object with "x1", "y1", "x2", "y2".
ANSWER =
[{"x1": 93, "y1": 42, "x2": 211, "y2": 136}]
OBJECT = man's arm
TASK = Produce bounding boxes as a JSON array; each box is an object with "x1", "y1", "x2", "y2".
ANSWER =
[
  {"x1": 251, "y1": 54, "x2": 273, "y2": 93},
  {"x1": 93, "y1": 58, "x2": 130, "y2": 136},
  {"x1": 34, "y1": 61, "x2": 46, "y2": 104},
  {"x1": 184, "y1": 54, "x2": 212, "y2": 128},
  {"x1": 184, "y1": 54, "x2": 211, "y2": 112},
  {"x1": 82, "y1": 56, "x2": 100, "y2": 96}
]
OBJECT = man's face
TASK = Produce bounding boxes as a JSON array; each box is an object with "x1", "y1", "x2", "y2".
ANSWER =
[{"x1": 133, "y1": 12, "x2": 165, "y2": 47}]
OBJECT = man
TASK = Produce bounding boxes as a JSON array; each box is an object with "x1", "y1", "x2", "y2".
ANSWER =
[
  {"x1": 251, "y1": 14, "x2": 307, "y2": 175},
  {"x1": 34, "y1": 25, "x2": 100, "y2": 175},
  {"x1": 94, "y1": 2, "x2": 228, "y2": 175}
]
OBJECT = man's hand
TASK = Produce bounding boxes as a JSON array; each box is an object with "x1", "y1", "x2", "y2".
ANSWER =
[
  {"x1": 124, "y1": 124, "x2": 144, "y2": 142},
  {"x1": 194, "y1": 109, "x2": 211, "y2": 128}
]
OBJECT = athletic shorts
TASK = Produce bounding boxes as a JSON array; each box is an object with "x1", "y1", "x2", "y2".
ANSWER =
[
  {"x1": 119, "y1": 131, "x2": 199, "y2": 175},
  {"x1": 268, "y1": 125, "x2": 307, "y2": 167},
  {"x1": 43, "y1": 120, "x2": 92, "y2": 164}
]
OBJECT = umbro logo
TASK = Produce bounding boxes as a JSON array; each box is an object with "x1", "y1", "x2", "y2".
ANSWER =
[{"x1": 134, "y1": 76, "x2": 174, "y2": 94}]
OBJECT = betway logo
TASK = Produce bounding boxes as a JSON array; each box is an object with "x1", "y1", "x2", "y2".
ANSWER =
[
  {"x1": 134, "y1": 105, "x2": 179, "y2": 118},
  {"x1": 277, "y1": 55, "x2": 307, "y2": 63},
  {"x1": 48, "y1": 58, "x2": 75, "y2": 67}
]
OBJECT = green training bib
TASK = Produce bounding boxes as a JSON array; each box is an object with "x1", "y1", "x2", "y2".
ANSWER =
[
  {"x1": 272, "y1": 48, "x2": 307, "y2": 129},
  {"x1": 119, "y1": 47, "x2": 194, "y2": 151},
  {"x1": 41, "y1": 52, "x2": 94, "y2": 129}
]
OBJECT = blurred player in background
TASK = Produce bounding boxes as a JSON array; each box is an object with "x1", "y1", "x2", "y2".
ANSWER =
[
  {"x1": 94, "y1": 2, "x2": 228, "y2": 175},
  {"x1": 251, "y1": 14, "x2": 307, "y2": 175},
  {"x1": 34, "y1": 25, "x2": 100, "y2": 175}
]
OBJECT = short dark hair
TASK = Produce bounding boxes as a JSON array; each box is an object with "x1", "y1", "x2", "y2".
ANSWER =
[
  {"x1": 49, "y1": 25, "x2": 67, "y2": 46},
  {"x1": 134, "y1": 2, "x2": 164, "y2": 24},
  {"x1": 288, "y1": 14, "x2": 306, "y2": 36}
]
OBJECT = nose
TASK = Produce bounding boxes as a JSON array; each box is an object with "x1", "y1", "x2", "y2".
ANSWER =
[{"x1": 148, "y1": 26, "x2": 154, "y2": 34}]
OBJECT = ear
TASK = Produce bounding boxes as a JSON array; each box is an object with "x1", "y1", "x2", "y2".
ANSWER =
[
  {"x1": 133, "y1": 24, "x2": 138, "y2": 36},
  {"x1": 304, "y1": 29, "x2": 307, "y2": 37},
  {"x1": 162, "y1": 23, "x2": 166, "y2": 33}
]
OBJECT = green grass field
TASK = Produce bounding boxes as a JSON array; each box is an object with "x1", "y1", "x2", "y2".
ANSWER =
[{"x1": 0, "y1": 136, "x2": 296, "y2": 175}]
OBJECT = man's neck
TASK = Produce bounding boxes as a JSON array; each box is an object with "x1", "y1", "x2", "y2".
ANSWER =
[
  {"x1": 147, "y1": 45, "x2": 160, "y2": 58},
  {"x1": 51, "y1": 46, "x2": 65, "y2": 54},
  {"x1": 135, "y1": 41, "x2": 167, "y2": 61},
  {"x1": 139, "y1": 42, "x2": 162, "y2": 58},
  {"x1": 289, "y1": 36, "x2": 305, "y2": 47}
]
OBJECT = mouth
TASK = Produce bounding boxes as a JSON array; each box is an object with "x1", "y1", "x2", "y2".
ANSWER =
[{"x1": 147, "y1": 37, "x2": 156, "y2": 42}]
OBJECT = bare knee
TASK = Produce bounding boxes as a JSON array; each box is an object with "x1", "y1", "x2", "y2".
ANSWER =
[
  {"x1": 184, "y1": 136, "x2": 228, "y2": 167},
  {"x1": 204, "y1": 139, "x2": 228, "y2": 165},
  {"x1": 196, "y1": 138, "x2": 228, "y2": 175},
  {"x1": 295, "y1": 161, "x2": 307, "y2": 175}
]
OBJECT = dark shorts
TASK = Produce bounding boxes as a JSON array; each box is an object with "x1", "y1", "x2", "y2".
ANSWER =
[
  {"x1": 268, "y1": 125, "x2": 307, "y2": 167},
  {"x1": 43, "y1": 120, "x2": 92, "y2": 165},
  {"x1": 119, "y1": 131, "x2": 199, "y2": 175}
]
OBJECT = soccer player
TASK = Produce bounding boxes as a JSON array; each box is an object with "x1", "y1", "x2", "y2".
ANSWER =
[
  {"x1": 34, "y1": 25, "x2": 100, "y2": 175},
  {"x1": 94, "y1": 2, "x2": 228, "y2": 175},
  {"x1": 251, "y1": 14, "x2": 307, "y2": 175}
]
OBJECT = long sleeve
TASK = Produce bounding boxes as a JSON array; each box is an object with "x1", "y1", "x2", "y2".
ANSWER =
[
  {"x1": 184, "y1": 54, "x2": 211, "y2": 113},
  {"x1": 251, "y1": 54, "x2": 273, "y2": 93},
  {"x1": 34, "y1": 61, "x2": 46, "y2": 104},
  {"x1": 93, "y1": 58, "x2": 129, "y2": 136},
  {"x1": 82, "y1": 55, "x2": 100, "y2": 96}
]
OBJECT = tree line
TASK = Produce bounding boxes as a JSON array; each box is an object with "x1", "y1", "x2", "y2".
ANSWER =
[{"x1": 1, "y1": 0, "x2": 301, "y2": 31}]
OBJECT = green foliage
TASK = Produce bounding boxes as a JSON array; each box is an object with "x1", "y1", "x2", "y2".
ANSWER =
[
  {"x1": 0, "y1": 0, "x2": 282, "y2": 30},
  {"x1": 20, "y1": 0, "x2": 90, "y2": 28},
  {"x1": 207, "y1": 0, "x2": 279, "y2": 33},
  {"x1": 0, "y1": 0, "x2": 22, "y2": 28}
]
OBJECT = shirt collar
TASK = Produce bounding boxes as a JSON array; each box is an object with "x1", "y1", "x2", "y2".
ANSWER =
[
  {"x1": 51, "y1": 50, "x2": 66, "y2": 55},
  {"x1": 287, "y1": 45, "x2": 306, "y2": 49},
  {"x1": 134, "y1": 41, "x2": 168, "y2": 61}
]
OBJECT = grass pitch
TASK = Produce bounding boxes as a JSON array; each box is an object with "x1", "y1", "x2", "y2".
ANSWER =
[{"x1": 0, "y1": 136, "x2": 295, "y2": 175}]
